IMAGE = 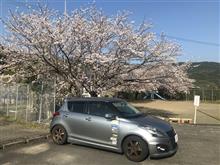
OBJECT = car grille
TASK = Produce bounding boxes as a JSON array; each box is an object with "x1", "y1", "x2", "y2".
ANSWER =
[{"x1": 167, "y1": 128, "x2": 177, "y2": 149}]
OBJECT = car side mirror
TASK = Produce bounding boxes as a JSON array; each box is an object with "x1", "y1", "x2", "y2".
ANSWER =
[{"x1": 105, "y1": 113, "x2": 116, "y2": 120}]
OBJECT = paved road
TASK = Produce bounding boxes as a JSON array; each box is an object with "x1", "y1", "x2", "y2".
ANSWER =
[{"x1": 0, "y1": 124, "x2": 220, "y2": 165}]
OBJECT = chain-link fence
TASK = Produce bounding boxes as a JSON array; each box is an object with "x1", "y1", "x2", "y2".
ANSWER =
[
  {"x1": 117, "y1": 88, "x2": 220, "y2": 102},
  {"x1": 184, "y1": 88, "x2": 220, "y2": 102},
  {"x1": 0, "y1": 83, "x2": 57, "y2": 123},
  {"x1": 0, "y1": 83, "x2": 219, "y2": 144},
  {"x1": 0, "y1": 82, "x2": 57, "y2": 144},
  {"x1": 167, "y1": 88, "x2": 220, "y2": 102},
  {"x1": 1, "y1": 85, "x2": 218, "y2": 120}
]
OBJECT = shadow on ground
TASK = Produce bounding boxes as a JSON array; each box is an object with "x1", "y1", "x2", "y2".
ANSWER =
[{"x1": 135, "y1": 106, "x2": 178, "y2": 118}]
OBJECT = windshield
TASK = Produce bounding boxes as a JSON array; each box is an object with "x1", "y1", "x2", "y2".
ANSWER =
[{"x1": 112, "y1": 102, "x2": 143, "y2": 118}]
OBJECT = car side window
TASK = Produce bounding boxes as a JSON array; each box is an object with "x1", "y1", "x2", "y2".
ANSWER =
[
  {"x1": 88, "y1": 102, "x2": 115, "y2": 117},
  {"x1": 68, "y1": 101, "x2": 87, "y2": 114}
]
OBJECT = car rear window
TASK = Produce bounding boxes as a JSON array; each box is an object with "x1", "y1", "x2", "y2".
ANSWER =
[{"x1": 68, "y1": 101, "x2": 87, "y2": 114}]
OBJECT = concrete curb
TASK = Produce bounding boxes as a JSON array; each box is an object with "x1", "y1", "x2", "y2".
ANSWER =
[{"x1": 0, "y1": 134, "x2": 50, "y2": 150}]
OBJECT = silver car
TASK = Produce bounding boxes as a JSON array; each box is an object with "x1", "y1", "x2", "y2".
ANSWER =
[{"x1": 50, "y1": 98, "x2": 178, "y2": 162}]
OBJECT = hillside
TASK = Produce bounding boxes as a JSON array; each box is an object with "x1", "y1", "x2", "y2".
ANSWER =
[{"x1": 188, "y1": 62, "x2": 220, "y2": 89}]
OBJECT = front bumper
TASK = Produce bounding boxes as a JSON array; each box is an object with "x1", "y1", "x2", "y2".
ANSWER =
[
  {"x1": 150, "y1": 143, "x2": 178, "y2": 158},
  {"x1": 148, "y1": 134, "x2": 178, "y2": 158}
]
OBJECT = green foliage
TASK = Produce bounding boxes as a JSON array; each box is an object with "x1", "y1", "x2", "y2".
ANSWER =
[{"x1": 188, "y1": 62, "x2": 220, "y2": 89}]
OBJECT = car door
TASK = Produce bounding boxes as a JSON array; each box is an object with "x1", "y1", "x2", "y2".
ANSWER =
[
  {"x1": 86, "y1": 101, "x2": 120, "y2": 146},
  {"x1": 64, "y1": 101, "x2": 91, "y2": 140}
]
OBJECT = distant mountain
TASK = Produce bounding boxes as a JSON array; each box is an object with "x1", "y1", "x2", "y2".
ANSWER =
[{"x1": 188, "y1": 62, "x2": 220, "y2": 89}]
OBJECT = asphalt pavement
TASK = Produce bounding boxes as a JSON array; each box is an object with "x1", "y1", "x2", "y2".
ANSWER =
[{"x1": 0, "y1": 124, "x2": 220, "y2": 165}]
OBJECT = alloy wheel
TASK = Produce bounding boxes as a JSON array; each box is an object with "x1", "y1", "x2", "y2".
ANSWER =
[
  {"x1": 127, "y1": 140, "x2": 142, "y2": 158},
  {"x1": 52, "y1": 126, "x2": 67, "y2": 145}
]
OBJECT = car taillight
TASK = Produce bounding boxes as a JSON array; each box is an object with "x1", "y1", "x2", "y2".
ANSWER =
[{"x1": 53, "y1": 111, "x2": 60, "y2": 117}]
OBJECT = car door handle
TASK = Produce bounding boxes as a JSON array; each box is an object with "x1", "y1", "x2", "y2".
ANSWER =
[{"x1": 85, "y1": 117, "x2": 91, "y2": 121}]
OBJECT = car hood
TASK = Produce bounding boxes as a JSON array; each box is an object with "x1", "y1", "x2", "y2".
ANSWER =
[{"x1": 128, "y1": 115, "x2": 172, "y2": 132}]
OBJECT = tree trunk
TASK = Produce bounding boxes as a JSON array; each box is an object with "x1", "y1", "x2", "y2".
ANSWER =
[
  {"x1": 89, "y1": 91, "x2": 98, "y2": 97},
  {"x1": 135, "y1": 91, "x2": 139, "y2": 100}
]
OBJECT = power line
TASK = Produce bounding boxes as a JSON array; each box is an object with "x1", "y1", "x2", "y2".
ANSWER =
[{"x1": 159, "y1": 34, "x2": 220, "y2": 47}]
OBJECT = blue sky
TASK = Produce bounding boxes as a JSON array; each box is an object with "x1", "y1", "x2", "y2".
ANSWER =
[{"x1": 0, "y1": 0, "x2": 219, "y2": 62}]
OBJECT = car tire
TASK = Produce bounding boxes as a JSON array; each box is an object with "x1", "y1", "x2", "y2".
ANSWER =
[
  {"x1": 122, "y1": 135, "x2": 149, "y2": 162},
  {"x1": 51, "y1": 125, "x2": 67, "y2": 145}
]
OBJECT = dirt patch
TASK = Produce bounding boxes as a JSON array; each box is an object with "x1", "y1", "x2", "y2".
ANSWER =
[
  {"x1": 0, "y1": 116, "x2": 49, "y2": 144},
  {"x1": 131, "y1": 100, "x2": 220, "y2": 124}
]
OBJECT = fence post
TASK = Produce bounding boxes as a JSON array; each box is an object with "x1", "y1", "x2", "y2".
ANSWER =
[
  {"x1": 6, "y1": 85, "x2": 9, "y2": 116},
  {"x1": 0, "y1": 87, "x2": 1, "y2": 114},
  {"x1": 38, "y1": 82, "x2": 44, "y2": 123},
  {"x1": 46, "y1": 94, "x2": 50, "y2": 119},
  {"x1": 26, "y1": 85, "x2": 29, "y2": 122},
  {"x1": 202, "y1": 88, "x2": 205, "y2": 102},
  {"x1": 211, "y1": 88, "x2": 214, "y2": 102},
  {"x1": 29, "y1": 90, "x2": 34, "y2": 121},
  {"x1": 31, "y1": 91, "x2": 34, "y2": 112},
  {"x1": 53, "y1": 79, "x2": 56, "y2": 113},
  {"x1": 15, "y1": 85, "x2": 19, "y2": 120}
]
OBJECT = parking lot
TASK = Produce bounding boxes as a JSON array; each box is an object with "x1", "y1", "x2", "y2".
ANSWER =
[{"x1": 0, "y1": 124, "x2": 219, "y2": 165}]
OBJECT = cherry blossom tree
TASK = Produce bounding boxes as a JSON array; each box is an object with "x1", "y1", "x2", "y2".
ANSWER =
[
  {"x1": 1, "y1": 5, "x2": 193, "y2": 97},
  {"x1": 0, "y1": 45, "x2": 5, "y2": 72}
]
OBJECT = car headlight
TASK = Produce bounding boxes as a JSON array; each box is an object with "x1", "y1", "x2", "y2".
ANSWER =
[{"x1": 142, "y1": 126, "x2": 165, "y2": 137}]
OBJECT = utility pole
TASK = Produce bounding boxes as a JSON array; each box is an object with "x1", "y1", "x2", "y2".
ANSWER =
[{"x1": 64, "y1": 0, "x2": 67, "y2": 15}]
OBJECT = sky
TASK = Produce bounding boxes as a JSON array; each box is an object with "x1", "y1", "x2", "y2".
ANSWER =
[{"x1": 0, "y1": 0, "x2": 219, "y2": 62}]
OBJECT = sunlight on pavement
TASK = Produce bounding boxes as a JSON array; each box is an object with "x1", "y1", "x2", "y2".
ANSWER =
[
  {"x1": 2, "y1": 162, "x2": 12, "y2": 165},
  {"x1": 14, "y1": 143, "x2": 50, "y2": 155},
  {"x1": 46, "y1": 153, "x2": 76, "y2": 164}
]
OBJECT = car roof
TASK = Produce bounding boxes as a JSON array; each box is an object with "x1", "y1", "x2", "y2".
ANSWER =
[{"x1": 65, "y1": 97, "x2": 125, "y2": 103}]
